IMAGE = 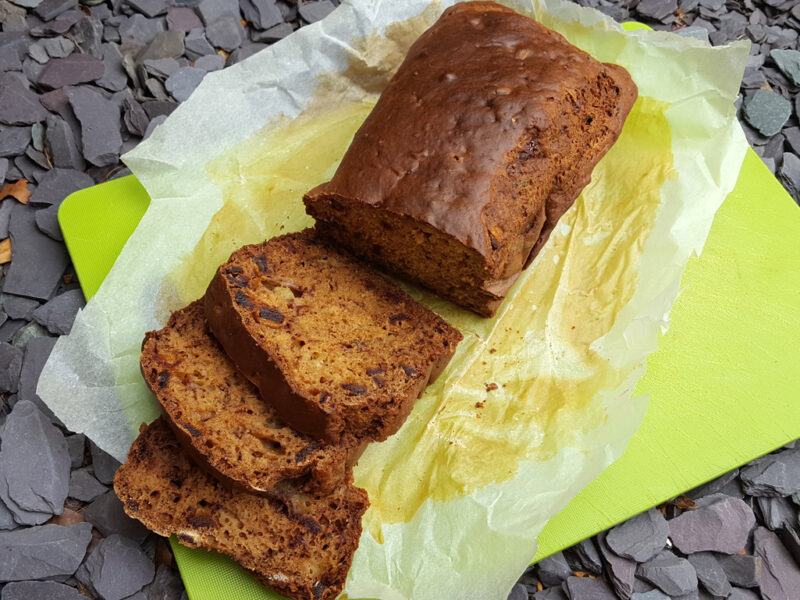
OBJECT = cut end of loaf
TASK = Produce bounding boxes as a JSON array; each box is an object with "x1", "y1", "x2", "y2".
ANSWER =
[
  {"x1": 113, "y1": 418, "x2": 368, "y2": 600},
  {"x1": 140, "y1": 301, "x2": 357, "y2": 496},
  {"x1": 204, "y1": 228, "x2": 462, "y2": 442}
]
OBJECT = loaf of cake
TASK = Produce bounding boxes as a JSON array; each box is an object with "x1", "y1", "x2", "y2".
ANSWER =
[
  {"x1": 114, "y1": 419, "x2": 368, "y2": 600},
  {"x1": 140, "y1": 301, "x2": 363, "y2": 496},
  {"x1": 204, "y1": 228, "x2": 462, "y2": 443},
  {"x1": 304, "y1": 1, "x2": 638, "y2": 316}
]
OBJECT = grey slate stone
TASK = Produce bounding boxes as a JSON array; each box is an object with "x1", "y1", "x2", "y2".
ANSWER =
[
  {"x1": 741, "y1": 447, "x2": 800, "y2": 497},
  {"x1": 0, "y1": 126, "x2": 31, "y2": 158},
  {"x1": 0, "y1": 399, "x2": 69, "y2": 525},
  {"x1": 11, "y1": 320, "x2": 52, "y2": 352},
  {"x1": 0, "y1": 522, "x2": 92, "y2": 581},
  {"x1": 40, "y1": 36, "x2": 74, "y2": 58},
  {"x1": 0, "y1": 73, "x2": 48, "y2": 125},
  {"x1": 783, "y1": 126, "x2": 800, "y2": 156},
  {"x1": 83, "y1": 535, "x2": 155, "y2": 600},
  {"x1": 3, "y1": 204, "x2": 68, "y2": 300},
  {"x1": 166, "y1": 6, "x2": 202, "y2": 31},
  {"x1": 506, "y1": 583, "x2": 527, "y2": 600},
  {"x1": 0, "y1": 293, "x2": 39, "y2": 319},
  {"x1": 670, "y1": 495, "x2": 756, "y2": 554},
  {"x1": 8, "y1": 0, "x2": 43, "y2": 8},
  {"x1": 606, "y1": 509, "x2": 668, "y2": 562},
  {"x1": 44, "y1": 115, "x2": 84, "y2": 171},
  {"x1": 635, "y1": 0, "x2": 677, "y2": 21},
  {"x1": 0, "y1": 342, "x2": 23, "y2": 393},
  {"x1": 138, "y1": 30, "x2": 185, "y2": 62},
  {"x1": 0, "y1": 498, "x2": 16, "y2": 531},
  {"x1": 68, "y1": 468, "x2": 107, "y2": 502},
  {"x1": 90, "y1": 441, "x2": 122, "y2": 485},
  {"x1": 123, "y1": 98, "x2": 150, "y2": 137},
  {"x1": 564, "y1": 538, "x2": 603, "y2": 576},
  {"x1": 197, "y1": 0, "x2": 238, "y2": 25},
  {"x1": 81, "y1": 490, "x2": 149, "y2": 543},
  {"x1": 37, "y1": 54, "x2": 105, "y2": 89},
  {"x1": 143, "y1": 113, "x2": 167, "y2": 138},
  {"x1": 636, "y1": 551, "x2": 698, "y2": 597},
  {"x1": 97, "y1": 43, "x2": 129, "y2": 92},
  {"x1": 205, "y1": 16, "x2": 245, "y2": 52},
  {"x1": 563, "y1": 575, "x2": 617, "y2": 599},
  {"x1": 193, "y1": 53, "x2": 224, "y2": 71},
  {"x1": 227, "y1": 42, "x2": 266, "y2": 65},
  {"x1": 0, "y1": 320, "x2": 26, "y2": 344},
  {"x1": 29, "y1": 168, "x2": 93, "y2": 207},
  {"x1": 533, "y1": 589, "x2": 567, "y2": 600},
  {"x1": 297, "y1": 0, "x2": 335, "y2": 23},
  {"x1": 688, "y1": 552, "x2": 732, "y2": 598},
  {"x1": 757, "y1": 495, "x2": 798, "y2": 530},
  {"x1": 35, "y1": 203, "x2": 63, "y2": 241},
  {"x1": 778, "y1": 153, "x2": 800, "y2": 200},
  {"x1": 164, "y1": 65, "x2": 205, "y2": 101},
  {"x1": 2, "y1": 580, "x2": 86, "y2": 599},
  {"x1": 119, "y1": 14, "x2": 166, "y2": 45},
  {"x1": 240, "y1": 0, "x2": 281, "y2": 30},
  {"x1": 27, "y1": 42, "x2": 50, "y2": 64},
  {"x1": 17, "y1": 334, "x2": 57, "y2": 416},
  {"x1": 33, "y1": 0, "x2": 76, "y2": 22},
  {"x1": 31, "y1": 122, "x2": 45, "y2": 152},
  {"x1": 716, "y1": 553, "x2": 762, "y2": 588},
  {"x1": 32, "y1": 289, "x2": 85, "y2": 335},
  {"x1": 252, "y1": 21, "x2": 293, "y2": 42},
  {"x1": 127, "y1": 0, "x2": 168, "y2": 18},
  {"x1": 184, "y1": 28, "x2": 215, "y2": 59},
  {"x1": 0, "y1": 198, "x2": 11, "y2": 237},
  {"x1": 0, "y1": 158, "x2": 8, "y2": 183},
  {"x1": 142, "y1": 57, "x2": 180, "y2": 79},
  {"x1": 66, "y1": 433, "x2": 85, "y2": 468},
  {"x1": 148, "y1": 564, "x2": 184, "y2": 600},
  {"x1": 598, "y1": 532, "x2": 636, "y2": 599},
  {"x1": 69, "y1": 86, "x2": 123, "y2": 167},
  {"x1": 630, "y1": 591, "x2": 670, "y2": 600},
  {"x1": 743, "y1": 89, "x2": 793, "y2": 138},
  {"x1": 728, "y1": 589, "x2": 761, "y2": 600},
  {"x1": 535, "y1": 552, "x2": 572, "y2": 586},
  {"x1": 0, "y1": 46, "x2": 23, "y2": 72},
  {"x1": 754, "y1": 526, "x2": 800, "y2": 600}
]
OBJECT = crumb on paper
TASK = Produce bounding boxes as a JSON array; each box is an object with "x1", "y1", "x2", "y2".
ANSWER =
[{"x1": 484, "y1": 382, "x2": 498, "y2": 392}]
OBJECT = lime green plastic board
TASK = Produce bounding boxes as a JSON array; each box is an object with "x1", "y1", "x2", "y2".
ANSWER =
[{"x1": 58, "y1": 145, "x2": 800, "y2": 599}]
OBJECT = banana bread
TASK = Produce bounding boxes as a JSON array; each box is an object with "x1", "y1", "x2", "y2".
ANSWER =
[
  {"x1": 304, "y1": 1, "x2": 638, "y2": 316},
  {"x1": 203, "y1": 228, "x2": 462, "y2": 443},
  {"x1": 140, "y1": 301, "x2": 362, "y2": 496},
  {"x1": 113, "y1": 418, "x2": 368, "y2": 600}
]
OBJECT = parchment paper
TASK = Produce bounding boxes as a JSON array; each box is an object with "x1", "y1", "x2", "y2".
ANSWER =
[{"x1": 38, "y1": 1, "x2": 750, "y2": 598}]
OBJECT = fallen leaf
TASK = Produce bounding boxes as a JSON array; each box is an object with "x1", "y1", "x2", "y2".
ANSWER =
[
  {"x1": 667, "y1": 495, "x2": 697, "y2": 510},
  {"x1": 0, "y1": 179, "x2": 31, "y2": 204},
  {"x1": 0, "y1": 238, "x2": 10, "y2": 264}
]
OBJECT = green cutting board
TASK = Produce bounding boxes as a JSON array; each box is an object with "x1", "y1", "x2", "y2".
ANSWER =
[{"x1": 58, "y1": 145, "x2": 800, "y2": 599}]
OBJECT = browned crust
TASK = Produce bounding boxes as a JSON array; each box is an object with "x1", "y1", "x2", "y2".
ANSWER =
[
  {"x1": 203, "y1": 230, "x2": 462, "y2": 443},
  {"x1": 113, "y1": 419, "x2": 368, "y2": 600},
  {"x1": 304, "y1": 1, "x2": 638, "y2": 317},
  {"x1": 140, "y1": 302, "x2": 360, "y2": 496}
]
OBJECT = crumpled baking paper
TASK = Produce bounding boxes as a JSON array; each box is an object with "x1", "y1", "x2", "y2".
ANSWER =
[{"x1": 38, "y1": 0, "x2": 749, "y2": 598}]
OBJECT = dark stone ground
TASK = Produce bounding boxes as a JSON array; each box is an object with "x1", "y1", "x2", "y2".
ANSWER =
[{"x1": 0, "y1": 0, "x2": 797, "y2": 599}]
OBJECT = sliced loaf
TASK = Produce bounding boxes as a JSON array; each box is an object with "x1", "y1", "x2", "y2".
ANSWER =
[
  {"x1": 141, "y1": 301, "x2": 361, "y2": 496},
  {"x1": 204, "y1": 228, "x2": 462, "y2": 443},
  {"x1": 114, "y1": 418, "x2": 368, "y2": 600}
]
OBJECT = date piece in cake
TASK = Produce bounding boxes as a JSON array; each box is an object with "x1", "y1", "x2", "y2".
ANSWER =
[
  {"x1": 304, "y1": 1, "x2": 638, "y2": 316},
  {"x1": 114, "y1": 419, "x2": 368, "y2": 600},
  {"x1": 141, "y1": 301, "x2": 362, "y2": 496},
  {"x1": 204, "y1": 229, "x2": 462, "y2": 443}
]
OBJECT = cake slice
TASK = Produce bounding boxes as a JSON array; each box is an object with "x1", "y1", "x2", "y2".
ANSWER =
[
  {"x1": 140, "y1": 301, "x2": 362, "y2": 496},
  {"x1": 304, "y1": 1, "x2": 638, "y2": 316},
  {"x1": 204, "y1": 228, "x2": 462, "y2": 443},
  {"x1": 114, "y1": 418, "x2": 368, "y2": 600}
]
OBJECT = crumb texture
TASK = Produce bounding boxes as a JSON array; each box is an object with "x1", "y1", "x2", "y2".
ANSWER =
[
  {"x1": 204, "y1": 228, "x2": 462, "y2": 442},
  {"x1": 113, "y1": 419, "x2": 368, "y2": 600},
  {"x1": 140, "y1": 301, "x2": 356, "y2": 495}
]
